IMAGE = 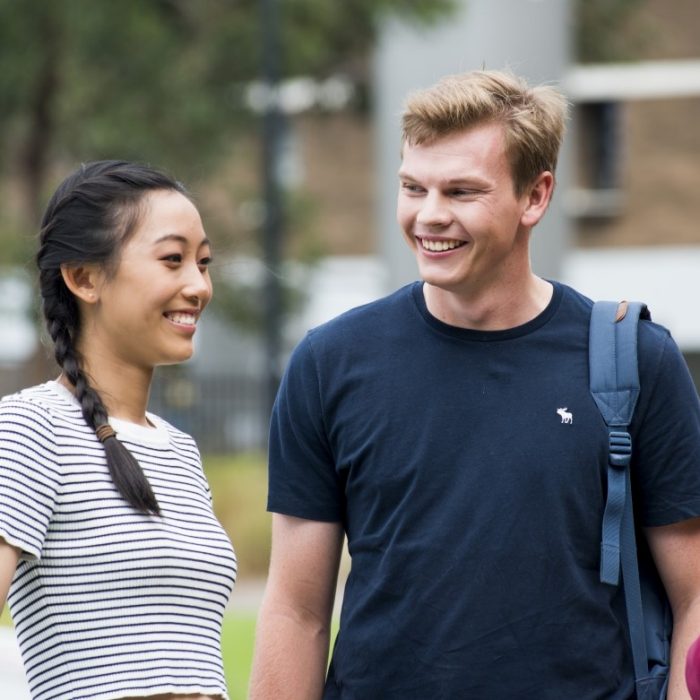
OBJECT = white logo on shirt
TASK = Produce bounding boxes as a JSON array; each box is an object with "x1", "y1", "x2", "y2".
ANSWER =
[{"x1": 557, "y1": 407, "x2": 573, "y2": 424}]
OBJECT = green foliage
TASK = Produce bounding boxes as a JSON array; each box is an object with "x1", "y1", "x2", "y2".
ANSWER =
[
  {"x1": 279, "y1": 0, "x2": 455, "y2": 77},
  {"x1": 0, "y1": 1, "x2": 252, "y2": 192},
  {"x1": 0, "y1": 0, "x2": 455, "y2": 240}
]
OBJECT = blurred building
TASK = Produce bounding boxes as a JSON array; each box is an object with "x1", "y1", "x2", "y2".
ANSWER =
[
  {"x1": 373, "y1": 0, "x2": 700, "y2": 388},
  {"x1": 254, "y1": 0, "x2": 700, "y2": 397},
  {"x1": 269, "y1": 0, "x2": 700, "y2": 367}
]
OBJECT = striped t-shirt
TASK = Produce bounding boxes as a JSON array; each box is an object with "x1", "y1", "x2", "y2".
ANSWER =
[{"x1": 0, "y1": 381, "x2": 237, "y2": 700}]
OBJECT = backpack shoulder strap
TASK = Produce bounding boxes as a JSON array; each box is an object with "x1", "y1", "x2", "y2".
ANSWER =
[
  {"x1": 589, "y1": 300, "x2": 649, "y2": 585},
  {"x1": 589, "y1": 299, "x2": 654, "y2": 687},
  {"x1": 589, "y1": 300, "x2": 649, "y2": 430}
]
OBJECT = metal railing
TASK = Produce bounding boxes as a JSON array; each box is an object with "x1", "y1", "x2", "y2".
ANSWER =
[{"x1": 149, "y1": 373, "x2": 269, "y2": 454}]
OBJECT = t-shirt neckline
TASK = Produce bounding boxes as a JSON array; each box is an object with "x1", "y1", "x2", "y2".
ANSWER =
[
  {"x1": 410, "y1": 280, "x2": 563, "y2": 342},
  {"x1": 46, "y1": 380, "x2": 170, "y2": 447}
]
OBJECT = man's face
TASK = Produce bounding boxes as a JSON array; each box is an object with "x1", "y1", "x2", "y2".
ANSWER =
[{"x1": 397, "y1": 122, "x2": 536, "y2": 298}]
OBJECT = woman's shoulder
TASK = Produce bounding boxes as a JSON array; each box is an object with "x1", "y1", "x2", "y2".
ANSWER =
[
  {"x1": 0, "y1": 384, "x2": 66, "y2": 477},
  {"x1": 1, "y1": 382, "x2": 56, "y2": 421},
  {"x1": 2, "y1": 381, "x2": 81, "y2": 419}
]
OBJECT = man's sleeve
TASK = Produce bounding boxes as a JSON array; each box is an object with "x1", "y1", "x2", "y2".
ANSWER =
[
  {"x1": 633, "y1": 327, "x2": 700, "y2": 527},
  {"x1": 267, "y1": 334, "x2": 344, "y2": 522}
]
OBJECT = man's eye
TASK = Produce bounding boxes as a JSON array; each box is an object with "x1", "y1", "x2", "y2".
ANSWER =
[{"x1": 401, "y1": 183, "x2": 423, "y2": 193}]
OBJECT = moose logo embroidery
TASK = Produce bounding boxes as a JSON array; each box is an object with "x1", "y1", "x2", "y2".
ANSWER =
[{"x1": 557, "y1": 407, "x2": 573, "y2": 424}]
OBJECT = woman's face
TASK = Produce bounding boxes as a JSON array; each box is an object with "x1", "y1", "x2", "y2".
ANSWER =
[{"x1": 84, "y1": 189, "x2": 213, "y2": 370}]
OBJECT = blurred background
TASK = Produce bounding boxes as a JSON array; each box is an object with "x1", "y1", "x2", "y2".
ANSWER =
[{"x1": 1, "y1": 0, "x2": 699, "y2": 695}]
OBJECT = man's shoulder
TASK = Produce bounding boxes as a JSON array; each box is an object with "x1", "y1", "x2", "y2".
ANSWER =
[
  {"x1": 557, "y1": 282, "x2": 674, "y2": 383},
  {"x1": 553, "y1": 280, "x2": 593, "y2": 315},
  {"x1": 565, "y1": 283, "x2": 671, "y2": 351},
  {"x1": 555, "y1": 281, "x2": 670, "y2": 343}
]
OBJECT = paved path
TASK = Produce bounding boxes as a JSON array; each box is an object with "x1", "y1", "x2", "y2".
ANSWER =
[{"x1": 0, "y1": 627, "x2": 31, "y2": 698}]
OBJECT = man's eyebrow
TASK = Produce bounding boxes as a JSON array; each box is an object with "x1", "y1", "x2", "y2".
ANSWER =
[{"x1": 397, "y1": 172, "x2": 487, "y2": 187}]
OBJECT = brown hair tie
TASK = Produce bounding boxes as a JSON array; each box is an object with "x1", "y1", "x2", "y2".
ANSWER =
[{"x1": 95, "y1": 424, "x2": 117, "y2": 443}]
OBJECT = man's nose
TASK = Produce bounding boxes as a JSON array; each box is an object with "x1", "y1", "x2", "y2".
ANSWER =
[{"x1": 416, "y1": 191, "x2": 452, "y2": 227}]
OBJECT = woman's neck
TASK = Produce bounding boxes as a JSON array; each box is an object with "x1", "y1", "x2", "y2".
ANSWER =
[{"x1": 58, "y1": 361, "x2": 153, "y2": 427}]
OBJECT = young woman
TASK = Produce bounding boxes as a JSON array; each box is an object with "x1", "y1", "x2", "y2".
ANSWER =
[{"x1": 0, "y1": 161, "x2": 237, "y2": 700}]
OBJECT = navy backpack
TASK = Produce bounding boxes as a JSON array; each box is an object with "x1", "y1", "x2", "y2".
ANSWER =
[{"x1": 589, "y1": 300, "x2": 673, "y2": 700}]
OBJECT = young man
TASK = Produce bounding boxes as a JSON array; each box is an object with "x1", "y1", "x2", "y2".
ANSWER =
[{"x1": 249, "y1": 70, "x2": 700, "y2": 699}]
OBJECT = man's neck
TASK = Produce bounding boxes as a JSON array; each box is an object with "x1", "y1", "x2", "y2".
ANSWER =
[{"x1": 423, "y1": 275, "x2": 553, "y2": 331}]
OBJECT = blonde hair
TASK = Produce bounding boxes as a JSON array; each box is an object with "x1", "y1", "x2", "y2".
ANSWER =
[{"x1": 401, "y1": 70, "x2": 569, "y2": 195}]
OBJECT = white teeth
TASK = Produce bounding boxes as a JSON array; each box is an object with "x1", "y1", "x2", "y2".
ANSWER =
[
  {"x1": 167, "y1": 312, "x2": 197, "y2": 325},
  {"x1": 420, "y1": 238, "x2": 465, "y2": 252}
]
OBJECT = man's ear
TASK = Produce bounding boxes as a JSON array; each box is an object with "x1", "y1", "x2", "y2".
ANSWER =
[
  {"x1": 60, "y1": 264, "x2": 104, "y2": 304},
  {"x1": 520, "y1": 171, "x2": 555, "y2": 228}
]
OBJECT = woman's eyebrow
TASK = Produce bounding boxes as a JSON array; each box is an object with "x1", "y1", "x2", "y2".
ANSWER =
[{"x1": 152, "y1": 233, "x2": 211, "y2": 247}]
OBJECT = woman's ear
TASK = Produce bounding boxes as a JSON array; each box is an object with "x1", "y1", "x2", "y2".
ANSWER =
[
  {"x1": 60, "y1": 264, "x2": 104, "y2": 304},
  {"x1": 520, "y1": 171, "x2": 555, "y2": 228}
]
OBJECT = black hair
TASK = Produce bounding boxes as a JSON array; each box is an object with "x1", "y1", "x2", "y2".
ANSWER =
[{"x1": 37, "y1": 160, "x2": 191, "y2": 515}]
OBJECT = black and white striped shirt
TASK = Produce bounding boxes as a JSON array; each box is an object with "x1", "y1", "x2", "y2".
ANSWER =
[{"x1": 0, "y1": 381, "x2": 236, "y2": 700}]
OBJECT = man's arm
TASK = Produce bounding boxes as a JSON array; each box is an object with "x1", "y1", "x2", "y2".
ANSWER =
[
  {"x1": 646, "y1": 517, "x2": 700, "y2": 700},
  {"x1": 249, "y1": 514, "x2": 344, "y2": 700},
  {"x1": 0, "y1": 538, "x2": 20, "y2": 613}
]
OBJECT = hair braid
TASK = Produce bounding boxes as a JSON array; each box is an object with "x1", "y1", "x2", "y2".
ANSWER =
[{"x1": 41, "y1": 268, "x2": 160, "y2": 515}]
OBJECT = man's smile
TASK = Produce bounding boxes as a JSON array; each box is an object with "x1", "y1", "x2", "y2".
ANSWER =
[{"x1": 418, "y1": 237, "x2": 468, "y2": 252}]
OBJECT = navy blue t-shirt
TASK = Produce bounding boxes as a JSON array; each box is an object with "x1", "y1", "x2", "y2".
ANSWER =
[{"x1": 268, "y1": 281, "x2": 700, "y2": 700}]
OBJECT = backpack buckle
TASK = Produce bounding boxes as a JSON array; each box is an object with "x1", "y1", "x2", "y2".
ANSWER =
[{"x1": 609, "y1": 430, "x2": 632, "y2": 469}]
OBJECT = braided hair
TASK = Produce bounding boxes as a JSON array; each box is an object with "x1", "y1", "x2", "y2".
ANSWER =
[{"x1": 36, "y1": 160, "x2": 191, "y2": 515}]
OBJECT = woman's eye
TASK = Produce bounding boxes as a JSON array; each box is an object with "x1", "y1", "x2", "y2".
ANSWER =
[
  {"x1": 198, "y1": 256, "x2": 212, "y2": 270},
  {"x1": 162, "y1": 254, "x2": 182, "y2": 264}
]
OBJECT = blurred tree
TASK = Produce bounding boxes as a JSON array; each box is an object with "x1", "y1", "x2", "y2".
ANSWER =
[
  {"x1": 575, "y1": 0, "x2": 651, "y2": 63},
  {"x1": 0, "y1": 0, "x2": 658, "y2": 249},
  {"x1": 0, "y1": 0, "x2": 453, "y2": 244}
]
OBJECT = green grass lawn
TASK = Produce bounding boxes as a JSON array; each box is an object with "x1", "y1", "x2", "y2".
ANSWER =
[{"x1": 222, "y1": 611, "x2": 258, "y2": 699}]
